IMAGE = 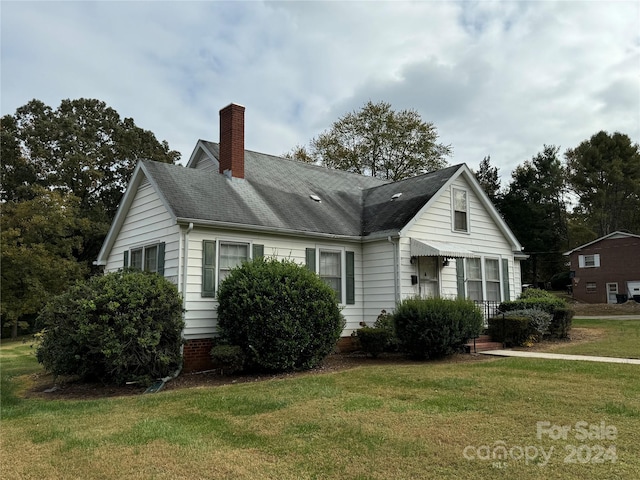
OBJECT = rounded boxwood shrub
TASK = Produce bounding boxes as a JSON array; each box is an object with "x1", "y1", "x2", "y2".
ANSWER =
[
  {"x1": 487, "y1": 315, "x2": 530, "y2": 346},
  {"x1": 216, "y1": 257, "x2": 344, "y2": 372},
  {"x1": 356, "y1": 327, "x2": 390, "y2": 358},
  {"x1": 393, "y1": 297, "x2": 483, "y2": 359},
  {"x1": 36, "y1": 269, "x2": 184, "y2": 385}
]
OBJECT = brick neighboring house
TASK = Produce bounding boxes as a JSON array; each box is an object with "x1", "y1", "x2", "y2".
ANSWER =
[{"x1": 564, "y1": 231, "x2": 640, "y2": 304}]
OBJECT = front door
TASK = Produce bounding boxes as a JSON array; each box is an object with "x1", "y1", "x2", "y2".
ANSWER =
[
  {"x1": 418, "y1": 256, "x2": 439, "y2": 298},
  {"x1": 606, "y1": 283, "x2": 618, "y2": 304}
]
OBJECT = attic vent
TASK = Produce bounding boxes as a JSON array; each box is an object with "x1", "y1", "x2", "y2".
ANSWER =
[
  {"x1": 391, "y1": 192, "x2": 402, "y2": 200},
  {"x1": 310, "y1": 194, "x2": 321, "y2": 203}
]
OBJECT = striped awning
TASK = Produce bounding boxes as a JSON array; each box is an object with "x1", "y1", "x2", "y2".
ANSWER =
[{"x1": 410, "y1": 238, "x2": 478, "y2": 258}]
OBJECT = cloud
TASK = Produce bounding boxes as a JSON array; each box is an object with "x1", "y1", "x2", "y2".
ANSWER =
[{"x1": 2, "y1": 0, "x2": 638, "y2": 179}]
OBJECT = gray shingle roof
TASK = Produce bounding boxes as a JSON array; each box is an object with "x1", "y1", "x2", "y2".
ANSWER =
[{"x1": 143, "y1": 143, "x2": 462, "y2": 237}]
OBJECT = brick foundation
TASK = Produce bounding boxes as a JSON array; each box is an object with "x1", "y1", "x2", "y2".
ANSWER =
[
  {"x1": 183, "y1": 338, "x2": 215, "y2": 373},
  {"x1": 336, "y1": 336, "x2": 359, "y2": 353}
]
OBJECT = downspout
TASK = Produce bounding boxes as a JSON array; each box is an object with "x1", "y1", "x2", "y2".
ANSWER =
[
  {"x1": 144, "y1": 222, "x2": 193, "y2": 394},
  {"x1": 387, "y1": 236, "x2": 399, "y2": 304}
]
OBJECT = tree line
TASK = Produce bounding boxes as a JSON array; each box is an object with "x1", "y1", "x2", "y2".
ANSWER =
[{"x1": 2, "y1": 98, "x2": 639, "y2": 337}]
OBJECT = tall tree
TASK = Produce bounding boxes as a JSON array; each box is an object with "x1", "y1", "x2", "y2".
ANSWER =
[
  {"x1": 1, "y1": 98, "x2": 180, "y2": 270},
  {"x1": 499, "y1": 145, "x2": 568, "y2": 284},
  {"x1": 303, "y1": 101, "x2": 451, "y2": 181},
  {"x1": 565, "y1": 131, "x2": 640, "y2": 237},
  {"x1": 474, "y1": 155, "x2": 501, "y2": 202},
  {"x1": 1, "y1": 98, "x2": 180, "y2": 336},
  {"x1": 1, "y1": 189, "x2": 86, "y2": 337}
]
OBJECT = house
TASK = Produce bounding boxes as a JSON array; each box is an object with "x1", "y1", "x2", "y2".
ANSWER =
[
  {"x1": 564, "y1": 231, "x2": 640, "y2": 304},
  {"x1": 96, "y1": 103, "x2": 526, "y2": 371}
]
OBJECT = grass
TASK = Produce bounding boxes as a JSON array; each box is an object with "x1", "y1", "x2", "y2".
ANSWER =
[
  {"x1": 538, "y1": 318, "x2": 640, "y2": 359},
  {"x1": 1, "y1": 334, "x2": 639, "y2": 479}
]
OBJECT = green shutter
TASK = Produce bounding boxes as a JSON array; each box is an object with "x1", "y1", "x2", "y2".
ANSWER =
[
  {"x1": 202, "y1": 240, "x2": 216, "y2": 297},
  {"x1": 305, "y1": 248, "x2": 316, "y2": 272},
  {"x1": 346, "y1": 251, "x2": 355, "y2": 305},
  {"x1": 123, "y1": 250, "x2": 129, "y2": 269},
  {"x1": 157, "y1": 242, "x2": 165, "y2": 276},
  {"x1": 253, "y1": 244, "x2": 264, "y2": 259},
  {"x1": 456, "y1": 258, "x2": 465, "y2": 299},
  {"x1": 502, "y1": 258, "x2": 510, "y2": 301}
]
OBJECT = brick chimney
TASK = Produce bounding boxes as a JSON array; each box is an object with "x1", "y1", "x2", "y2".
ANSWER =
[{"x1": 219, "y1": 103, "x2": 245, "y2": 179}]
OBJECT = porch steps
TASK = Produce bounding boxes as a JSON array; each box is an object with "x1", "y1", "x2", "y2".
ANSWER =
[{"x1": 465, "y1": 334, "x2": 503, "y2": 353}]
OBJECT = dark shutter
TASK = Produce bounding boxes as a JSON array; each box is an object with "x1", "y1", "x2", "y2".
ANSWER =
[
  {"x1": 305, "y1": 248, "x2": 316, "y2": 272},
  {"x1": 157, "y1": 242, "x2": 166, "y2": 276},
  {"x1": 346, "y1": 251, "x2": 355, "y2": 305},
  {"x1": 202, "y1": 240, "x2": 216, "y2": 297},
  {"x1": 502, "y1": 258, "x2": 510, "y2": 301},
  {"x1": 123, "y1": 250, "x2": 129, "y2": 269},
  {"x1": 456, "y1": 258, "x2": 465, "y2": 299},
  {"x1": 253, "y1": 244, "x2": 264, "y2": 259}
]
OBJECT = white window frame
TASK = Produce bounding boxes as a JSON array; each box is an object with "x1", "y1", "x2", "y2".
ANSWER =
[
  {"x1": 313, "y1": 246, "x2": 346, "y2": 305},
  {"x1": 452, "y1": 187, "x2": 469, "y2": 233},
  {"x1": 578, "y1": 254, "x2": 600, "y2": 268},
  {"x1": 217, "y1": 239, "x2": 252, "y2": 288},
  {"x1": 127, "y1": 243, "x2": 162, "y2": 273},
  {"x1": 465, "y1": 256, "x2": 504, "y2": 303}
]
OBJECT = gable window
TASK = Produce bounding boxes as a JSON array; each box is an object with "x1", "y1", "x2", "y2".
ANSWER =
[
  {"x1": 453, "y1": 188, "x2": 468, "y2": 232},
  {"x1": 578, "y1": 254, "x2": 600, "y2": 268},
  {"x1": 125, "y1": 243, "x2": 165, "y2": 275},
  {"x1": 305, "y1": 247, "x2": 355, "y2": 305}
]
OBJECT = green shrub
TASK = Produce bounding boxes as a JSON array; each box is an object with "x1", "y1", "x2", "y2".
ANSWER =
[
  {"x1": 505, "y1": 308, "x2": 552, "y2": 341},
  {"x1": 36, "y1": 270, "x2": 184, "y2": 386},
  {"x1": 393, "y1": 297, "x2": 483, "y2": 359},
  {"x1": 357, "y1": 327, "x2": 390, "y2": 358},
  {"x1": 216, "y1": 257, "x2": 344, "y2": 372},
  {"x1": 210, "y1": 344, "x2": 246, "y2": 374},
  {"x1": 550, "y1": 307, "x2": 574, "y2": 339},
  {"x1": 500, "y1": 290, "x2": 573, "y2": 339},
  {"x1": 373, "y1": 309, "x2": 399, "y2": 352},
  {"x1": 487, "y1": 315, "x2": 530, "y2": 347}
]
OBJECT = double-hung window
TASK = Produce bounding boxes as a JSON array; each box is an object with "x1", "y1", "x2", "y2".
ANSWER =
[
  {"x1": 578, "y1": 254, "x2": 600, "y2": 268},
  {"x1": 319, "y1": 250, "x2": 342, "y2": 300},
  {"x1": 125, "y1": 243, "x2": 165, "y2": 275},
  {"x1": 466, "y1": 257, "x2": 483, "y2": 301},
  {"x1": 305, "y1": 247, "x2": 355, "y2": 305},
  {"x1": 201, "y1": 240, "x2": 263, "y2": 297},
  {"x1": 484, "y1": 258, "x2": 501, "y2": 302},
  {"x1": 453, "y1": 188, "x2": 468, "y2": 232}
]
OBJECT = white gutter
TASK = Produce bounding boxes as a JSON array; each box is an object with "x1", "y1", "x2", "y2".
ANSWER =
[{"x1": 182, "y1": 222, "x2": 194, "y2": 309}]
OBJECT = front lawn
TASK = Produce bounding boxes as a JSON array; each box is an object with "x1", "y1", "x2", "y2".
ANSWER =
[
  {"x1": 537, "y1": 318, "x2": 640, "y2": 359},
  {"x1": 1, "y1": 337, "x2": 639, "y2": 479}
]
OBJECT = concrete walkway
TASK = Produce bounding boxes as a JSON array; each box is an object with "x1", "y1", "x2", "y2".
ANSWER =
[
  {"x1": 480, "y1": 350, "x2": 640, "y2": 365},
  {"x1": 574, "y1": 315, "x2": 640, "y2": 320}
]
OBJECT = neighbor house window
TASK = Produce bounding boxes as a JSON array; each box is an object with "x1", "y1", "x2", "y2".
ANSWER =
[
  {"x1": 485, "y1": 258, "x2": 501, "y2": 302},
  {"x1": 126, "y1": 243, "x2": 165, "y2": 275},
  {"x1": 466, "y1": 257, "x2": 483, "y2": 302},
  {"x1": 578, "y1": 254, "x2": 600, "y2": 268},
  {"x1": 586, "y1": 282, "x2": 597, "y2": 293},
  {"x1": 453, "y1": 188, "x2": 468, "y2": 232}
]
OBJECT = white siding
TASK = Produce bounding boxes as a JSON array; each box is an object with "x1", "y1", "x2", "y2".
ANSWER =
[
  {"x1": 183, "y1": 228, "x2": 365, "y2": 340},
  {"x1": 362, "y1": 240, "x2": 398, "y2": 324},
  {"x1": 402, "y1": 176, "x2": 521, "y2": 301},
  {"x1": 191, "y1": 152, "x2": 218, "y2": 172},
  {"x1": 104, "y1": 183, "x2": 181, "y2": 284}
]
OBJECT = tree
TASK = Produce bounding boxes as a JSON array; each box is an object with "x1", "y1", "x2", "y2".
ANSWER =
[
  {"x1": 283, "y1": 144, "x2": 315, "y2": 163},
  {"x1": 1, "y1": 98, "x2": 181, "y2": 270},
  {"x1": 302, "y1": 101, "x2": 451, "y2": 181},
  {"x1": 1, "y1": 188, "x2": 86, "y2": 337},
  {"x1": 499, "y1": 145, "x2": 568, "y2": 285},
  {"x1": 565, "y1": 131, "x2": 640, "y2": 238},
  {"x1": 474, "y1": 155, "x2": 501, "y2": 202},
  {"x1": 1, "y1": 98, "x2": 180, "y2": 336}
]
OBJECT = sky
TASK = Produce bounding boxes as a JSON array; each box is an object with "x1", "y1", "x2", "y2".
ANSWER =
[{"x1": 2, "y1": 1, "x2": 639, "y2": 181}]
